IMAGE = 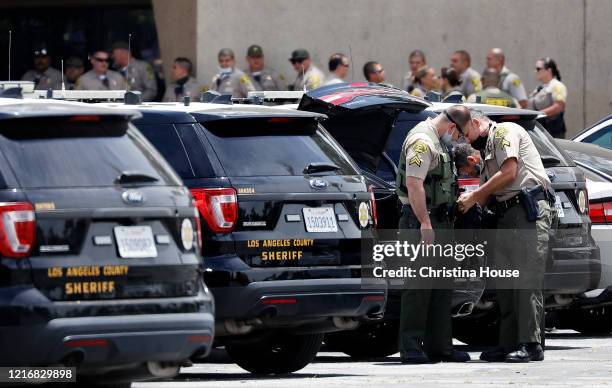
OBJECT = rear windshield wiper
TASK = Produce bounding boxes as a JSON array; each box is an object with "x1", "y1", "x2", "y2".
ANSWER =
[
  {"x1": 303, "y1": 162, "x2": 341, "y2": 174},
  {"x1": 541, "y1": 155, "x2": 562, "y2": 166},
  {"x1": 115, "y1": 171, "x2": 159, "y2": 184}
]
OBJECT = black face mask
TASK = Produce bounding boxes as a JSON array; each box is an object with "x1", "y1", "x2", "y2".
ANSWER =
[{"x1": 471, "y1": 134, "x2": 488, "y2": 151}]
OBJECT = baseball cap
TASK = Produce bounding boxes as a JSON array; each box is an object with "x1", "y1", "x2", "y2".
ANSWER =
[
  {"x1": 247, "y1": 44, "x2": 264, "y2": 57},
  {"x1": 289, "y1": 49, "x2": 310, "y2": 62}
]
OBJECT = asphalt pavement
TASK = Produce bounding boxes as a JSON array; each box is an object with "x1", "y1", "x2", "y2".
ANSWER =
[{"x1": 136, "y1": 330, "x2": 612, "y2": 387}]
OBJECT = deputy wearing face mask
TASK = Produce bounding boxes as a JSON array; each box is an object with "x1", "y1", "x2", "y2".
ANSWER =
[
  {"x1": 395, "y1": 105, "x2": 474, "y2": 364},
  {"x1": 210, "y1": 48, "x2": 255, "y2": 98}
]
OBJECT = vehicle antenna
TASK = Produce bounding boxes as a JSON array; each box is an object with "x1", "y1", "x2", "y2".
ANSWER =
[
  {"x1": 302, "y1": 62, "x2": 306, "y2": 92},
  {"x1": 348, "y1": 44, "x2": 354, "y2": 82},
  {"x1": 126, "y1": 33, "x2": 132, "y2": 91},
  {"x1": 8, "y1": 30, "x2": 12, "y2": 81},
  {"x1": 61, "y1": 59, "x2": 65, "y2": 92}
]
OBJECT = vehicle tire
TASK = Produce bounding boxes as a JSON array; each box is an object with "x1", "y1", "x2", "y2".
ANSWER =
[
  {"x1": 324, "y1": 321, "x2": 399, "y2": 359},
  {"x1": 564, "y1": 307, "x2": 612, "y2": 335},
  {"x1": 453, "y1": 310, "x2": 499, "y2": 347},
  {"x1": 225, "y1": 332, "x2": 323, "y2": 375}
]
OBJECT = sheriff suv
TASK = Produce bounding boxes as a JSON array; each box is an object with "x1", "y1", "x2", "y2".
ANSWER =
[
  {"x1": 96, "y1": 100, "x2": 387, "y2": 374},
  {"x1": 0, "y1": 99, "x2": 214, "y2": 387}
]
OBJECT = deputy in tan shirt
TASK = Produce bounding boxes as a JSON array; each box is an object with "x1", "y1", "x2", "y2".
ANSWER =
[{"x1": 457, "y1": 113, "x2": 553, "y2": 364}]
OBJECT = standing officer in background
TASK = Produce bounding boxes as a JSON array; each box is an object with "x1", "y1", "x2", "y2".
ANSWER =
[
  {"x1": 290, "y1": 49, "x2": 325, "y2": 91},
  {"x1": 63, "y1": 57, "x2": 84, "y2": 90},
  {"x1": 402, "y1": 50, "x2": 427, "y2": 91},
  {"x1": 467, "y1": 68, "x2": 518, "y2": 108},
  {"x1": 395, "y1": 105, "x2": 473, "y2": 364},
  {"x1": 450, "y1": 50, "x2": 482, "y2": 97},
  {"x1": 21, "y1": 47, "x2": 63, "y2": 90},
  {"x1": 210, "y1": 48, "x2": 255, "y2": 98},
  {"x1": 529, "y1": 57, "x2": 567, "y2": 138},
  {"x1": 457, "y1": 111, "x2": 553, "y2": 363},
  {"x1": 162, "y1": 57, "x2": 206, "y2": 102},
  {"x1": 244, "y1": 44, "x2": 286, "y2": 91},
  {"x1": 323, "y1": 53, "x2": 350, "y2": 85},
  {"x1": 76, "y1": 49, "x2": 124, "y2": 90},
  {"x1": 111, "y1": 41, "x2": 157, "y2": 101},
  {"x1": 486, "y1": 48, "x2": 528, "y2": 108}
]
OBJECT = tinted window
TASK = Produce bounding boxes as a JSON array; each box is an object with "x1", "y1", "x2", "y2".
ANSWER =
[
  {"x1": 0, "y1": 119, "x2": 178, "y2": 188},
  {"x1": 202, "y1": 119, "x2": 357, "y2": 177},
  {"x1": 138, "y1": 123, "x2": 215, "y2": 179},
  {"x1": 516, "y1": 120, "x2": 573, "y2": 167},
  {"x1": 584, "y1": 125, "x2": 612, "y2": 150}
]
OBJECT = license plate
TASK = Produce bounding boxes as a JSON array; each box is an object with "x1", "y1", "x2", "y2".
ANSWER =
[
  {"x1": 114, "y1": 226, "x2": 158, "y2": 258},
  {"x1": 302, "y1": 207, "x2": 338, "y2": 233},
  {"x1": 554, "y1": 195, "x2": 565, "y2": 218}
]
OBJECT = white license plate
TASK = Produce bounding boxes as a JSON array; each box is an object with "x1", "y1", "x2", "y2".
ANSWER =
[
  {"x1": 114, "y1": 226, "x2": 158, "y2": 258},
  {"x1": 554, "y1": 195, "x2": 565, "y2": 218},
  {"x1": 302, "y1": 207, "x2": 338, "y2": 233}
]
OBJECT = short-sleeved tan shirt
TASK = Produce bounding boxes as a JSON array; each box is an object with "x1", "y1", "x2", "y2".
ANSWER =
[
  {"x1": 482, "y1": 122, "x2": 551, "y2": 201},
  {"x1": 529, "y1": 78, "x2": 567, "y2": 111}
]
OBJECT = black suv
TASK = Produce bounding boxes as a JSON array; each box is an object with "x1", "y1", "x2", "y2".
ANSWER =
[
  {"x1": 0, "y1": 100, "x2": 214, "y2": 386},
  {"x1": 98, "y1": 101, "x2": 387, "y2": 374},
  {"x1": 298, "y1": 83, "x2": 600, "y2": 352}
]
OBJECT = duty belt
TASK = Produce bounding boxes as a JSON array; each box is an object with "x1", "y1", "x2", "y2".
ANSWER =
[{"x1": 495, "y1": 191, "x2": 549, "y2": 213}]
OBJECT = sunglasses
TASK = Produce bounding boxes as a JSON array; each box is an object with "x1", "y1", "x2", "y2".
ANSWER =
[
  {"x1": 93, "y1": 57, "x2": 110, "y2": 63},
  {"x1": 535, "y1": 67, "x2": 544, "y2": 71},
  {"x1": 290, "y1": 59, "x2": 305, "y2": 64}
]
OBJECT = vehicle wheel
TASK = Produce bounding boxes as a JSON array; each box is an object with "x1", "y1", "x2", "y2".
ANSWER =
[
  {"x1": 453, "y1": 310, "x2": 499, "y2": 347},
  {"x1": 225, "y1": 332, "x2": 323, "y2": 375},
  {"x1": 563, "y1": 307, "x2": 612, "y2": 334},
  {"x1": 325, "y1": 321, "x2": 399, "y2": 358}
]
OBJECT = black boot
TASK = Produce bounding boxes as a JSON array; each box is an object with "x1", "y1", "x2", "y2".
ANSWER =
[
  {"x1": 526, "y1": 343, "x2": 544, "y2": 361},
  {"x1": 505, "y1": 343, "x2": 531, "y2": 363},
  {"x1": 400, "y1": 350, "x2": 430, "y2": 364},
  {"x1": 428, "y1": 350, "x2": 471, "y2": 363}
]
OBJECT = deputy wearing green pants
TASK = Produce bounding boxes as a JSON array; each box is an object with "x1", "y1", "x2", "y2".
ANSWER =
[
  {"x1": 457, "y1": 112, "x2": 553, "y2": 363},
  {"x1": 395, "y1": 105, "x2": 473, "y2": 364}
]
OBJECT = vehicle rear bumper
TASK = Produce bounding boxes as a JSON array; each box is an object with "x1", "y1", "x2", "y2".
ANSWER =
[
  {"x1": 0, "y1": 286, "x2": 214, "y2": 366},
  {"x1": 545, "y1": 245, "x2": 601, "y2": 294},
  {"x1": 212, "y1": 278, "x2": 386, "y2": 323}
]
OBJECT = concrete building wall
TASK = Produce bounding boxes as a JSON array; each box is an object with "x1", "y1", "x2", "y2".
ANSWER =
[{"x1": 155, "y1": 0, "x2": 612, "y2": 137}]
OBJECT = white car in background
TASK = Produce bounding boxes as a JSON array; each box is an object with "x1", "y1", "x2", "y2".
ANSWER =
[
  {"x1": 572, "y1": 114, "x2": 612, "y2": 150},
  {"x1": 556, "y1": 139, "x2": 612, "y2": 333}
]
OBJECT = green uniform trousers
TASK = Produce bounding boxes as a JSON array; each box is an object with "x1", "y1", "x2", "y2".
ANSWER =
[
  {"x1": 398, "y1": 205, "x2": 453, "y2": 354},
  {"x1": 496, "y1": 199, "x2": 552, "y2": 349}
]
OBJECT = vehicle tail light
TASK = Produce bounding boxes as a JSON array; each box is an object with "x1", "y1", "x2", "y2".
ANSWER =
[
  {"x1": 368, "y1": 185, "x2": 378, "y2": 228},
  {"x1": 193, "y1": 202, "x2": 203, "y2": 251},
  {"x1": 0, "y1": 202, "x2": 36, "y2": 258},
  {"x1": 190, "y1": 188, "x2": 238, "y2": 233},
  {"x1": 589, "y1": 201, "x2": 612, "y2": 224}
]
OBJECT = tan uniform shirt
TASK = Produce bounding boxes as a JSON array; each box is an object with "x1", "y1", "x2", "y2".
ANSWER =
[
  {"x1": 528, "y1": 78, "x2": 567, "y2": 111},
  {"x1": 246, "y1": 67, "x2": 286, "y2": 91},
  {"x1": 76, "y1": 70, "x2": 124, "y2": 90},
  {"x1": 117, "y1": 58, "x2": 158, "y2": 101},
  {"x1": 402, "y1": 71, "x2": 415, "y2": 91},
  {"x1": 499, "y1": 66, "x2": 527, "y2": 102},
  {"x1": 459, "y1": 67, "x2": 482, "y2": 97},
  {"x1": 482, "y1": 122, "x2": 551, "y2": 201},
  {"x1": 398, "y1": 119, "x2": 441, "y2": 204},
  {"x1": 162, "y1": 77, "x2": 206, "y2": 102},
  {"x1": 292, "y1": 65, "x2": 325, "y2": 91},
  {"x1": 210, "y1": 68, "x2": 255, "y2": 98},
  {"x1": 409, "y1": 85, "x2": 427, "y2": 99},
  {"x1": 21, "y1": 67, "x2": 63, "y2": 90},
  {"x1": 323, "y1": 74, "x2": 344, "y2": 86}
]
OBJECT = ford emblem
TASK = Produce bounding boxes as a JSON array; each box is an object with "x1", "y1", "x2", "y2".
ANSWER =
[
  {"x1": 122, "y1": 190, "x2": 145, "y2": 204},
  {"x1": 309, "y1": 178, "x2": 329, "y2": 190}
]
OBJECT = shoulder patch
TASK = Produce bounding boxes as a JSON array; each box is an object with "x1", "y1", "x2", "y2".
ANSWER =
[
  {"x1": 411, "y1": 139, "x2": 428, "y2": 154},
  {"x1": 494, "y1": 127, "x2": 511, "y2": 149},
  {"x1": 279, "y1": 74, "x2": 285, "y2": 81},
  {"x1": 471, "y1": 78, "x2": 479, "y2": 87},
  {"x1": 240, "y1": 74, "x2": 249, "y2": 84},
  {"x1": 145, "y1": 64, "x2": 154, "y2": 80},
  {"x1": 512, "y1": 78, "x2": 521, "y2": 87}
]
